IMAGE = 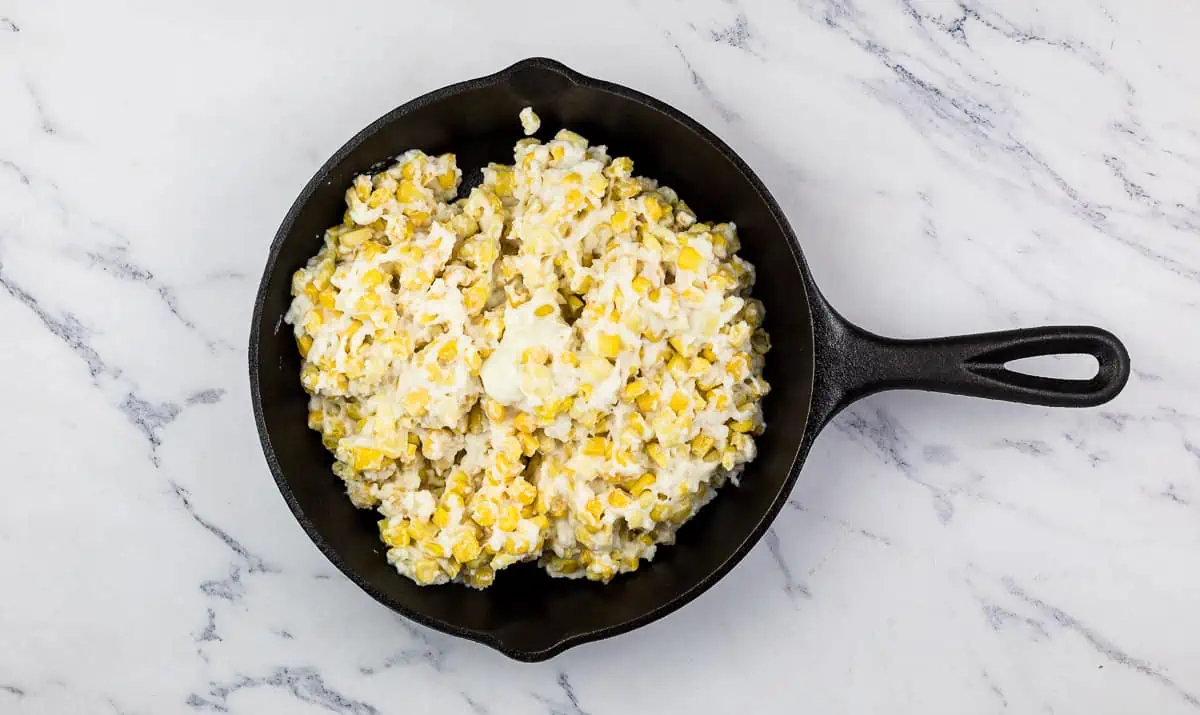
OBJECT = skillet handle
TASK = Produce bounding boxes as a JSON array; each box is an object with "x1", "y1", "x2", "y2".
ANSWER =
[{"x1": 827, "y1": 322, "x2": 1130, "y2": 411}]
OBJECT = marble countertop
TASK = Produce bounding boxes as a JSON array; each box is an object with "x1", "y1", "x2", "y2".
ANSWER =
[{"x1": 2, "y1": 1, "x2": 1198, "y2": 712}]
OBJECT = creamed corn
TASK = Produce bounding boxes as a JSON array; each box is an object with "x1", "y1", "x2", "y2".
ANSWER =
[{"x1": 285, "y1": 108, "x2": 770, "y2": 588}]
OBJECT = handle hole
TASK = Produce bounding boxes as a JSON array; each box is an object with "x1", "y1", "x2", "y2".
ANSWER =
[{"x1": 1004, "y1": 354, "x2": 1099, "y2": 381}]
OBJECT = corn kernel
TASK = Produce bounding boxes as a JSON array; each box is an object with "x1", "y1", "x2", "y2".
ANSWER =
[
  {"x1": 518, "y1": 432, "x2": 539, "y2": 457},
  {"x1": 629, "y1": 472, "x2": 656, "y2": 495},
  {"x1": 585, "y1": 498, "x2": 604, "y2": 522},
  {"x1": 668, "y1": 391, "x2": 690, "y2": 414},
  {"x1": 453, "y1": 534, "x2": 481, "y2": 563},
  {"x1": 608, "y1": 489, "x2": 632, "y2": 508},
  {"x1": 730, "y1": 419, "x2": 755, "y2": 433},
  {"x1": 597, "y1": 333, "x2": 621, "y2": 359},
  {"x1": 678, "y1": 246, "x2": 702, "y2": 271},
  {"x1": 484, "y1": 399, "x2": 505, "y2": 422},
  {"x1": 352, "y1": 447, "x2": 384, "y2": 471},
  {"x1": 623, "y1": 380, "x2": 647, "y2": 400},
  {"x1": 611, "y1": 210, "x2": 633, "y2": 234},
  {"x1": 404, "y1": 388, "x2": 431, "y2": 416},
  {"x1": 397, "y1": 181, "x2": 421, "y2": 203},
  {"x1": 512, "y1": 478, "x2": 537, "y2": 505},
  {"x1": 437, "y1": 341, "x2": 458, "y2": 362},
  {"x1": 499, "y1": 505, "x2": 520, "y2": 531},
  {"x1": 636, "y1": 392, "x2": 658, "y2": 412},
  {"x1": 644, "y1": 194, "x2": 665, "y2": 222},
  {"x1": 632, "y1": 275, "x2": 652, "y2": 295},
  {"x1": 582, "y1": 437, "x2": 608, "y2": 457},
  {"x1": 647, "y1": 443, "x2": 668, "y2": 468},
  {"x1": 473, "y1": 500, "x2": 497, "y2": 527},
  {"x1": 414, "y1": 560, "x2": 440, "y2": 585}
]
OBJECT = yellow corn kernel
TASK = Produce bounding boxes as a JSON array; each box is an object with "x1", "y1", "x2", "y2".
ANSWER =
[
  {"x1": 585, "y1": 498, "x2": 604, "y2": 522},
  {"x1": 404, "y1": 388, "x2": 431, "y2": 415},
  {"x1": 586, "y1": 173, "x2": 608, "y2": 196},
  {"x1": 408, "y1": 520, "x2": 437, "y2": 541},
  {"x1": 366, "y1": 187, "x2": 390, "y2": 209},
  {"x1": 432, "y1": 507, "x2": 450, "y2": 528},
  {"x1": 623, "y1": 380, "x2": 647, "y2": 400},
  {"x1": 578, "y1": 383, "x2": 594, "y2": 401},
  {"x1": 650, "y1": 503, "x2": 670, "y2": 523},
  {"x1": 452, "y1": 534, "x2": 481, "y2": 563},
  {"x1": 533, "y1": 303, "x2": 556, "y2": 318},
  {"x1": 406, "y1": 209, "x2": 432, "y2": 228},
  {"x1": 437, "y1": 340, "x2": 458, "y2": 362},
  {"x1": 635, "y1": 392, "x2": 658, "y2": 412},
  {"x1": 611, "y1": 210, "x2": 633, "y2": 234},
  {"x1": 582, "y1": 436, "x2": 609, "y2": 457},
  {"x1": 473, "y1": 500, "x2": 497, "y2": 527},
  {"x1": 728, "y1": 352, "x2": 750, "y2": 375},
  {"x1": 499, "y1": 505, "x2": 520, "y2": 531},
  {"x1": 413, "y1": 560, "x2": 440, "y2": 585},
  {"x1": 470, "y1": 566, "x2": 495, "y2": 588},
  {"x1": 678, "y1": 246, "x2": 702, "y2": 271},
  {"x1": 615, "y1": 178, "x2": 641, "y2": 199},
  {"x1": 381, "y1": 520, "x2": 411, "y2": 548},
  {"x1": 465, "y1": 351, "x2": 483, "y2": 374},
  {"x1": 608, "y1": 489, "x2": 633, "y2": 508},
  {"x1": 647, "y1": 443, "x2": 668, "y2": 468},
  {"x1": 447, "y1": 470, "x2": 471, "y2": 495},
  {"x1": 397, "y1": 181, "x2": 421, "y2": 203},
  {"x1": 631, "y1": 275, "x2": 652, "y2": 295},
  {"x1": 597, "y1": 333, "x2": 621, "y2": 359},
  {"x1": 512, "y1": 478, "x2": 537, "y2": 506},
  {"x1": 511, "y1": 411, "x2": 535, "y2": 433},
  {"x1": 690, "y1": 356, "x2": 712, "y2": 375},
  {"x1": 352, "y1": 447, "x2": 384, "y2": 472},
  {"x1": 629, "y1": 473, "x2": 656, "y2": 496},
  {"x1": 668, "y1": 354, "x2": 688, "y2": 375},
  {"x1": 644, "y1": 194, "x2": 665, "y2": 222},
  {"x1": 730, "y1": 419, "x2": 755, "y2": 433},
  {"x1": 551, "y1": 145, "x2": 565, "y2": 162},
  {"x1": 484, "y1": 398, "x2": 505, "y2": 422},
  {"x1": 518, "y1": 432, "x2": 539, "y2": 457},
  {"x1": 438, "y1": 170, "x2": 457, "y2": 190},
  {"x1": 607, "y1": 156, "x2": 634, "y2": 178},
  {"x1": 521, "y1": 346, "x2": 550, "y2": 365},
  {"x1": 691, "y1": 434, "x2": 715, "y2": 456},
  {"x1": 647, "y1": 288, "x2": 661, "y2": 303},
  {"x1": 464, "y1": 281, "x2": 490, "y2": 314},
  {"x1": 296, "y1": 334, "x2": 313, "y2": 358},
  {"x1": 318, "y1": 288, "x2": 337, "y2": 310},
  {"x1": 668, "y1": 391, "x2": 690, "y2": 414}
]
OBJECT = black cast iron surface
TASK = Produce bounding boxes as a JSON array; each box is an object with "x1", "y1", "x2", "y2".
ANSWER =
[{"x1": 250, "y1": 58, "x2": 1130, "y2": 661}]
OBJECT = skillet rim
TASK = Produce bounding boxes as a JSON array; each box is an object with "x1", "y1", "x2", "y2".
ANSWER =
[{"x1": 249, "y1": 57, "x2": 817, "y2": 661}]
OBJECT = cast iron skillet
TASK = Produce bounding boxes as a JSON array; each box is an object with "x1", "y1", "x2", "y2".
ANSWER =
[{"x1": 250, "y1": 57, "x2": 1130, "y2": 661}]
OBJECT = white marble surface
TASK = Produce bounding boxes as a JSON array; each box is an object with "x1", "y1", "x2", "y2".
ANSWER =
[{"x1": 1, "y1": 0, "x2": 1197, "y2": 712}]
